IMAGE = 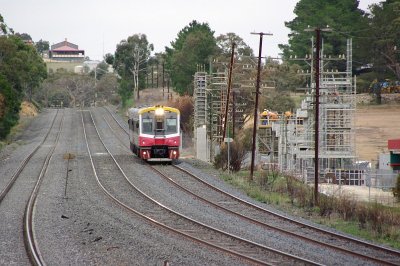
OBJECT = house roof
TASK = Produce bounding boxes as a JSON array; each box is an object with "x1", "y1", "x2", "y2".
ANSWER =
[
  {"x1": 51, "y1": 38, "x2": 83, "y2": 51},
  {"x1": 388, "y1": 139, "x2": 400, "y2": 150},
  {"x1": 51, "y1": 45, "x2": 84, "y2": 52}
]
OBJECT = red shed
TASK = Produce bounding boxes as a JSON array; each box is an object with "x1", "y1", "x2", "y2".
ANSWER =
[{"x1": 388, "y1": 139, "x2": 400, "y2": 170}]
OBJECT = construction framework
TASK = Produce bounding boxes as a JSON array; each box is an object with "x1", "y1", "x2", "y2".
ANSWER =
[{"x1": 259, "y1": 39, "x2": 357, "y2": 183}]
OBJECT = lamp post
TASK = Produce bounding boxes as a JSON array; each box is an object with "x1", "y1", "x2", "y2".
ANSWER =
[{"x1": 304, "y1": 26, "x2": 332, "y2": 205}]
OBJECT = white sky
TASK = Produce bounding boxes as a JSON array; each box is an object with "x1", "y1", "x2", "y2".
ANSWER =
[{"x1": 1, "y1": 0, "x2": 380, "y2": 61}]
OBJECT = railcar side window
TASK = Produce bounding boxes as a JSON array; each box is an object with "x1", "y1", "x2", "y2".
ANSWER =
[
  {"x1": 142, "y1": 118, "x2": 153, "y2": 134},
  {"x1": 166, "y1": 118, "x2": 177, "y2": 134}
]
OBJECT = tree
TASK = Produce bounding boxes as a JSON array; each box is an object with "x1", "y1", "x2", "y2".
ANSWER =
[
  {"x1": 166, "y1": 20, "x2": 217, "y2": 95},
  {"x1": 363, "y1": 1, "x2": 400, "y2": 79},
  {"x1": 0, "y1": 74, "x2": 20, "y2": 138},
  {"x1": 0, "y1": 35, "x2": 47, "y2": 98},
  {"x1": 266, "y1": 60, "x2": 306, "y2": 92},
  {"x1": 95, "y1": 73, "x2": 119, "y2": 105},
  {"x1": 15, "y1": 32, "x2": 32, "y2": 41},
  {"x1": 0, "y1": 14, "x2": 13, "y2": 35},
  {"x1": 118, "y1": 79, "x2": 133, "y2": 107},
  {"x1": 35, "y1": 39, "x2": 49, "y2": 56},
  {"x1": 113, "y1": 34, "x2": 153, "y2": 100},
  {"x1": 0, "y1": 16, "x2": 46, "y2": 139},
  {"x1": 104, "y1": 53, "x2": 114, "y2": 65},
  {"x1": 216, "y1": 32, "x2": 253, "y2": 57},
  {"x1": 90, "y1": 61, "x2": 109, "y2": 80},
  {"x1": 279, "y1": 0, "x2": 367, "y2": 70}
]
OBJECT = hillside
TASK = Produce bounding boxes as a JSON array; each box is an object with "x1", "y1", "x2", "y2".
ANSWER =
[{"x1": 355, "y1": 103, "x2": 400, "y2": 163}]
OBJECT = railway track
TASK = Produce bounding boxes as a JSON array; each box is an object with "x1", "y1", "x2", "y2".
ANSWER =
[
  {"x1": 155, "y1": 164, "x2": 400, "y2": 266},
  {"x1": 85, "y1": 109, "x2": 319, "y2": 265},
  {"x1": 0, "y1": 110, "x2": 59, "y2": 204},
  {"x1": 0, "y1": 109, "x2": 64, "y2": 265},
  {"x1": 24, "y1": 109, "x2": 65, "y2": 266},
  {"x1": 101, "y1": 105, "x2": 400, "y2": 265}
]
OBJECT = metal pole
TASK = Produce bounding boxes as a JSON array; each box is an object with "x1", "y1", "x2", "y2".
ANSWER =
[
  {"x1": 222, "y1": 42, "x2": 236, "y2": 142},
  {"x1": 314, "y1": 28, "x2": 321, "y2": 205},
  {"x1": 250, "y1": 32, "x2": 272, "y2": 181}
]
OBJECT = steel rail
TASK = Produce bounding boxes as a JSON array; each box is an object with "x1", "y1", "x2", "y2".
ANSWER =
[
  {"x1": 24, "y1": 109, "x2": 65, "y2": 266},
  {"x1": 102, "y1": 105, "x2": 400, "y2": 265},
  {"x1": 0, "y1": 110, "x2": 59, "y2": 203},
  {"x1": 173, "y1": 164, "x2": 400, "y2": 265},
  {"x1": 85, "y1": 109, "x2": 319, "y2": 266}
]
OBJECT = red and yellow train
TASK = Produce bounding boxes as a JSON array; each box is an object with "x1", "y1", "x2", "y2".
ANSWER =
[{"x1": 128, "y1": 105, "x2": 181, "y2": 162}]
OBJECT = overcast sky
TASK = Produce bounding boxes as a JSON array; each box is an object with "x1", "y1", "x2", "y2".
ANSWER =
[{"x1": 1, "y1": 0, "x2": 380, "y2": 61}]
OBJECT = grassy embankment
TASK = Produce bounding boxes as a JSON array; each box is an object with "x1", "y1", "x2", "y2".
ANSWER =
[{"x1": 216, "y1": 169, "x2": 400, "y2": 249}]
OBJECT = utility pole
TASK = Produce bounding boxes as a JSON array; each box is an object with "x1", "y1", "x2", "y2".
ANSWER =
[
  {"x1": 314, "y1": 28, "x2": 321, "y2": 206},
  {"x1": 250, "y1": 32, "x2": 272, "y2": 181},
  {"x1": 232, "y1": 91, "x2": 236, "y2": 139},
  {"x1": 156, "y1": 62, "x2": 159, "y2": 88},
  {"x1": 162, "y1": 62, "x2": 165, "y2": 97},
  {"x1": 222, "y1": 42, "x2": 236, "y2": 142},
  {"x1": 304, "y1": 25, "x2": 331, "y2": 205}
]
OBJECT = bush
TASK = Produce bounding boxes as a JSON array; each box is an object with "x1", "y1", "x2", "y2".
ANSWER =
[
  {"x1": 214, "y1": 139, "x2": 246, "y2": 172},
  {"x1": 168, "y1": 95, "x2": 193, "y2": 136},
  {"x1": 0, "y1": 75, "x2": 21, "y2": 139}
]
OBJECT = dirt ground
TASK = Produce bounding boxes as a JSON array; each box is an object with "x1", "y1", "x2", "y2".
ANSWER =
[
  {"x1": 19, "y1": 101, "x2": 38, "y2": 117},
  {"x1": 355, "y1": 103, "x2": 400, "y2": 163}
]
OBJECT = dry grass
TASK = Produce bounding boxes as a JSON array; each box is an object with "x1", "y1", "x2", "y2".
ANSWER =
[{"x1": 221, "y1": 170, "x2": 400, "y2": 248}]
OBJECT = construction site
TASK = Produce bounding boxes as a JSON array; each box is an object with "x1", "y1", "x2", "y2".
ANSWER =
[{"x1": 193, "y1": 38, "x2": 399, "y2": 194}]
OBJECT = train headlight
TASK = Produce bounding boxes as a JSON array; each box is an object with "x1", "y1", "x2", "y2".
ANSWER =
[
  {"x1": 155, "y1": 108, "x2": 164, "y2": 116},
  {"x1": 173, "y1": 151, "x2": 177, "y2": 155}
]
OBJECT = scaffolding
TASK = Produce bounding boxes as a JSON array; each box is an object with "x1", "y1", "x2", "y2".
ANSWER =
[
  {"x1": 193, "y1": 71, "x2": 207, "y2": 129},
  {"x1": 259, "y1": 39, "x2": 357, "y2": 183}
]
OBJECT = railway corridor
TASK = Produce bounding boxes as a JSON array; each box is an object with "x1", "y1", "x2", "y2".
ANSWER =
[{"x1": 0, "y1": 107, "x2": 399, "y2": 265}]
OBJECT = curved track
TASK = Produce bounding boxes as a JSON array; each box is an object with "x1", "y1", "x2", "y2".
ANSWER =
[
  {"x1": 0, "y1": 110, "x2": 59, "y2": 203},
  {"x1": 24, "y1": 109, "x2": 65, "y2": 266},
  {"x1": 0, "y1": 109, "x2": 64, "y2": 265},
  {"x1": 84, "y1": 109, "x2": 319, "y2": 265},
  {"x1": 102, "y1": 105, "x2": 400, "y2": 265}
]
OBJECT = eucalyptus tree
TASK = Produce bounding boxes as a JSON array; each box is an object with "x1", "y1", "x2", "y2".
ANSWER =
[
  {"x1": 113, "y1": 34, "x2": 153, "y2": 100},
  {"x1": 216, "y1": 32, "x2": 253, "y2": 57}
]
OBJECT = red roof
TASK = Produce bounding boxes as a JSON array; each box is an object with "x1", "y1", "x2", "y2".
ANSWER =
[
  {"x1": 52, "y1": 45, "x2": 82, "y2": 52},
  {"x1": 388, "y1": 139, "x2": 400, "y2": 150}
]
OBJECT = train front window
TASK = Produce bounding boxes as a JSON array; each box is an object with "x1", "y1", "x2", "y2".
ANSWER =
[
  {"x1": 142, "y1": 118, "x2": 153, "y2": 134},
  {"x1": 155, "y1": 119, "x2": 164, "y2": 135},
  {"x1": 166, "y1": 118, "x2": 177, "y2": 134}
]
